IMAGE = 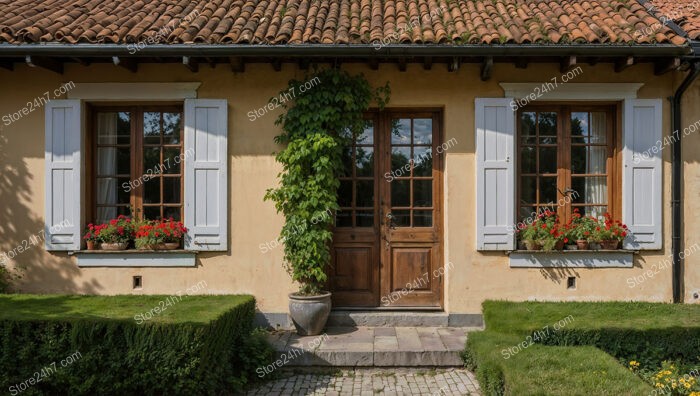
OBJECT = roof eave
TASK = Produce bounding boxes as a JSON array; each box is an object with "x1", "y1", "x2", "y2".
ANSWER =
[{"x1": 0, "y1": 43, "x2": 691, "y2": 58}]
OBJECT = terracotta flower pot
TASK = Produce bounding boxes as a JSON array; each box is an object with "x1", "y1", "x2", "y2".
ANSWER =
[
  {"x1": 555, "y1": 240, "x2": 566, "y2": 251},
  {"x1": 157, "y1": 242, "x2": 180, "y2": 250},
  {"x1": 600, "y1": 240, "x2": 620, "y2": 250},
  {"x1": 86, "y1": 240, "x2": 97, "y2": 250},
  {"x1": 523, "y1": 240, "x2": 541, "y2": 251},
  {"x1": 100, "y1": 242, "x2": 128, "y2": 251},
  {"x1": 576, "y1": 240, "x2": 589, "y2": 250},
  {"x1": 137, "y1": 244, "x2": 156, "y2": 250}
]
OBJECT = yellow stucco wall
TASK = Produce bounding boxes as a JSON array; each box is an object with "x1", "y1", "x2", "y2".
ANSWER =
[
  {"x1": 0, "y1": 60, "x2": 686, "y2": 314},
  {"x1": 681, "y1": 75, "x2": 700, "y2": 304}
]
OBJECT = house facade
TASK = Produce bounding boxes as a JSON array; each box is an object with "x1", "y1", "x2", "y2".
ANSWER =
[{"x1": 0, "y1": 0, "x2": 699, "y2": 327}]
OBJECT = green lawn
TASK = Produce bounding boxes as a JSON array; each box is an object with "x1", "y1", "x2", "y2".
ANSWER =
[
  {"x1": 0, "y1": 294, "x2": 251, "y2": 323},
  {"x1": 464, "y1": 301, "x2": 700, "y2": 395}
]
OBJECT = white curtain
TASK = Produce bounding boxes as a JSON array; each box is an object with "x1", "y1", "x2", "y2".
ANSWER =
[
  {"x1": 586, "y1": 112, "x2": 607, "y2": 218},
  {"x1": 96, "y1": 113, "x2": 118, "y2": 222}
]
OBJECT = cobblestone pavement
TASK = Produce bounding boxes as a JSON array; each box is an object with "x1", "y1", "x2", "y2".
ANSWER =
[{"x1": 246, "y1": 368, "x2": 481, "y2": 395}]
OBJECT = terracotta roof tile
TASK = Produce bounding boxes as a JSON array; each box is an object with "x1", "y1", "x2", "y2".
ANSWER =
[
  {"x1": 0, "y1": 0, "x2": 687, "y2": 45},
  {"x1": 649, "y1": 0, "x2": 700, "y2": 41}
]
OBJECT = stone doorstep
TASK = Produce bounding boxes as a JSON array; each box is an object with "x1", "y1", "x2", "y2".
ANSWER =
[{"x1": 268, "y1": 326, "x2": 479, "y2": 367}]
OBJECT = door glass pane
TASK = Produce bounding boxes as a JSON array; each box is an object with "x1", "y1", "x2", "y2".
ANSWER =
[
  {"x1": 391, "y1": 147, "x2": 411, "y2": 176},
  {"x1": 355, "y1": 180, "x2": 374, "y2": 207},
  {"x1": 358, "y1": 121, "x2": 374, "y2": 145},
  {"x1": 143, "y1": 112, "x2": 161, "y2": 144},
  {"x1": 391, "y1": 180, "x2": 410, "y2": 207},
  {"x1": 413, "y1": 146, "x2": 433, "y2": 177},
  {"x1": 338, "y1": 181, "x2": 352, "y2": 207},
  {"x1": 335, "y1": 210, "x2": 352, "y2": 227},
  {"x1": 413, "y1": 180, "x2": 432, "y2": 207},
  {"x1": 355, "y1": 147, "x2": 374, "y2": 177},
  {"x1": 356, "y1": 211, "x2": 374, "y2": 227},
  {"x1": 391, "y1": 119, "x2": 411, "y2": 144},
  {"x1": 413, "y1": 210, "x2": 432, "y2": 227},
  {"x1": 413, "y1": 119, "x2": 432, "y2": 144},
  {"x1": 340, "y1": 146, "x2": 353, "y2": 177},
  {"x1": 392, "y1": 210, "x2": 410, "y2": 227}
]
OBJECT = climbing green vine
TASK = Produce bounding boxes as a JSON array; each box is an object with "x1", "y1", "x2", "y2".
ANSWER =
[{"x1": 265, "y1": 68, "x2": 390, "y2": 295}]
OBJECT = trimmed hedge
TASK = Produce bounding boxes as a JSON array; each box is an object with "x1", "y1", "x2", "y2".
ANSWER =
[
  {"x1": 536, "y1": 327, "x2": 700, "y2": 368},
  {"x1": 0, "y1": 295, "x2": 272, "y2": 395}
]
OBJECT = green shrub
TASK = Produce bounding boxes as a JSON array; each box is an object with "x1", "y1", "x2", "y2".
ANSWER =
[{"x1": 0, "y1": 295, "x2": 272, "y2": 395}]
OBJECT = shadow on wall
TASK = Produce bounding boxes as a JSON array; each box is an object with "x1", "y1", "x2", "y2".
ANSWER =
[{"x1": 0, "y1": 133, "x2": 101, "y2": 294}]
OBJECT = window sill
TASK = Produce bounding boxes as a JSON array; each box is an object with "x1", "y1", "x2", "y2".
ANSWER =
[
  {"x1": 71, "y1": 250, "x2": 198, "y2": 267},
  {"x1": 507, "y1": 249, "x2": 636, "y2": 268}
]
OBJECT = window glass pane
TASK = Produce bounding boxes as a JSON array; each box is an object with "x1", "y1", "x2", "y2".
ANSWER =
[
  {"x1": 539, "y1": 147, "x2": 557, "y2": 174},
  {"x1": 540, "y1": 177, "x2": 558, "y2": 204},
  {"x1": 571, "y1": 112, "x2": 589, "y2": 144},
  {"x1": 143, "y1": 147, "x2": 160, "y2": 173},
  {"x1": 391, "y1": 180, "x2": 410, "y2": 207},
  {"x1": 143, "y1": 112, "x2": 161, "y2": 144},
  {"x1": 520, "y1": 112, "x2": 536, "y2": 145},
  {"x1": 391, "y1": 147, "x2": 411, "y2": 175},
  {"x1": 163, "y1": 207, "x2": 181, "y2": 221},
  {"x1": 590, "y1": 112, "x2": 607, "y2": 144},
  {"x1": 520, "y1": 176, "x2": 536, "y2": 204},
  {"x1": 413, "y1": 210, "x2": 432, "y2": 227},
  {"x1": 519, "y1": 206, "x2": 537, "y2": 223},
  {"x1": 96, "y1": 148, "x2": 117, "y2": 176},
  {"x1": 572, "y1": 147, "x2": 607, "y2": 175},
  {"x1": 356, "y1": 211, "x2": 374, "y2": 227},
  {"x1": 572, "y1": 177, "x2": 607, "y2": 204},
  {"x1": 143, "y1": 206, "x2": 161, "y2": 220},
  {"x1": 571, "y1": 146, "x2": 587, "y2": 174},
  {"x1": 338, "y1": 181, "x2": 352, "y2": 207},
  {"x1": 163, "y1": 112, "x2": 181, "y2": 144},
  {"x1": 520, "y1": 147, "x2": 536, "y2": 174},
  {"x1": 335, "y1": 210, "x2": 352, "y2": 227},
  {"x1": 163, "y1": 147, "x2": 181, "y2": 174},
  {"x1": 392, "y1": 210, "x2": 411, "y2": 227},
  {"x1": 391, "y1": 119, "x2": 411, "y2": 144},
  {"x1": 143, "y1": 178, "x2": 160, "y2": 204},
  {"x1": 356, "y1": 147, "x2": 374, "y2": 177},
  {"x1": 574, "y1": 206, "x2": 607, "y2": 219},
  {"x1": 538, "y1": 112, "x2": 557, "y2": 144},
  {"x1": 413, "y1": 119, "x2": 433, "y2": 145},
  {"x1": 163, "y1": 178, "x2": 180, "y2": 204},
  {"x1": 413, "y1": 180, "x2": 432, "y2": 207},
  {"x1": 413, "y1": 146, "x2": 433, "y2": 177},
  {"x1": 355, "y1": 180, "x2": 374, "y2": 207},
  {"x1": 97, "y1": 112, "x2": 130, "y2": 145}
]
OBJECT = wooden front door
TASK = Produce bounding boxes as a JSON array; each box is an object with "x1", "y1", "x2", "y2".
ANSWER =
[{"x1": 329, "y1": 110, "x2": 443, "y2": 308}]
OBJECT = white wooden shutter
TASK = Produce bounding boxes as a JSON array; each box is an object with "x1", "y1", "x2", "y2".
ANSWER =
[
  {"x1": 475, "y1": 98, "x2": 516, "y2": 250},
  {"x1": 184, "y1": 99, "x2": 228, "y2": 251},
  {"x1": 44, "y1": 100, "x2": 82, "y2": 251},
  {"x1": 623, "y1": 99, "x2": 662, "y2": 250}
]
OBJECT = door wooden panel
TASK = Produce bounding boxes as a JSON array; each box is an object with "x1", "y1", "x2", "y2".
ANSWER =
[{"x1": 330, "y1": 110, "x2": 443, "y2": 308}]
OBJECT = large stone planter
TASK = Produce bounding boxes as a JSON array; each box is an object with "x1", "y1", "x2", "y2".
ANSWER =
[{"x1": 289, "y1": 292, "x2": 331, "y2": 336}]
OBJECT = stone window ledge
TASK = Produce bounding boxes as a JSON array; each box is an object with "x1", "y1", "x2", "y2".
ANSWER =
[
  {"x1": 507, "y1": 250, "x2": 636, "y2": 268},
  {"x1": 71, "y1": 250, "x2": 198, "y2": 267}
]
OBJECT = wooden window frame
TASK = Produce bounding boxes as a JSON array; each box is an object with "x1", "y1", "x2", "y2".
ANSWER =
[
  {"x1": 516, "y1": 102, "x2": 622, "y2": 225},
  {"x1": 86, "y1": 103, "x2": 184, "y2": 223}
]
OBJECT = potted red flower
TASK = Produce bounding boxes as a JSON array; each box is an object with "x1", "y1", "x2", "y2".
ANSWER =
[
  {"x1": 592, "y1": 213, "x2": 629, "y2": 250},
  {"x1": 96, "y1": 215, "x2": 134, "y2": 250},
  {"x1": 82, "y1": 224, "x2": 100, "y2": 250},
  {"x1": 134, "y1": 218, "x2": 187, "y2": 250}
]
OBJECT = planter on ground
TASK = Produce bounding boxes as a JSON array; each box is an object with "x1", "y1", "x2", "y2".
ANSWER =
[{"x1": 289, "y1": 292, "x2": 332, "y2": 336}]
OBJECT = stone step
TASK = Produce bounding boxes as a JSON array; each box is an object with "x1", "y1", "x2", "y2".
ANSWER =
[
  {"x1": 265, "y1": 326, "x2": 480, "y2": 368},
  {"x1": 327, "y1": 311, "x2": 450, "y2": 327}
]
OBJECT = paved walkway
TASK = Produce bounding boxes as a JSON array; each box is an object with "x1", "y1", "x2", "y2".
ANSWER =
[
  {"x1": 246, "y1": 368, "x2": 481, "y2": 395},
  {"x1": 268, "y1": 327, "x2": 478, "y2": 366}
]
